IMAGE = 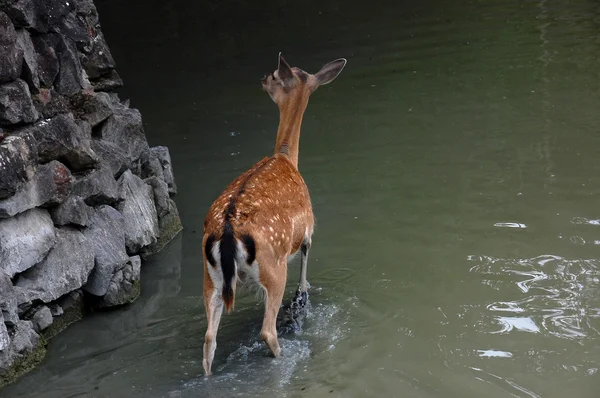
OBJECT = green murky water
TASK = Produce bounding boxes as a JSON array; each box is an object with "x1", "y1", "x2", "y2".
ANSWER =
[{"x1": 4, "y1": 0, "x2": 600, "y2": 396}]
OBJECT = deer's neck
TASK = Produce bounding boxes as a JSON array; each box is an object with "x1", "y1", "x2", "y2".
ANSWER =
[{"x1": 274, "y1": 94, "x2": 309, "y2": 168}]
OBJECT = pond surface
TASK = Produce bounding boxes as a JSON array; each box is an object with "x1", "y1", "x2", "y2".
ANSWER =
[{"x1": 4, "y1": 0, "x2": 600, "y2": 396}]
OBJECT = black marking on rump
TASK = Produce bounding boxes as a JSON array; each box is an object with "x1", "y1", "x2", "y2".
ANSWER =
[
  {"x1": 241, "y1": 234, "x2": 256, "y2": 265},
  {"x1": 205, "y1": 234, "x2": 216, "y2": 266},
  {"x1": 220, "y1": 157, "x2": 274, "y2": 311}
]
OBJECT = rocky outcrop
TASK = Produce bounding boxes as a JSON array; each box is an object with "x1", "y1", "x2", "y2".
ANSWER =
[{"x1": 0, "y1": 0, "x2": 182, "y2": 388}]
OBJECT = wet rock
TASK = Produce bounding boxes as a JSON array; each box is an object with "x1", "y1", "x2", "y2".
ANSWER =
[
  {"x1": 117, "y1": 170, "x2": 159, "y2": 253},
  {"x1": 16, "y1": 227, "x2": 95, "y2": 303},
  {"x1": 90, "y1": 138, "x2": 129, "y2": 178},
  {"x1": 0, "y1": 270, "x2": 18, "y2": 326},
  {"x1": 94, "y1": 255, "x2": 141, "y2": 308},
  {"x1": 0, "y1": 208, "x2": 55, "y2": 277},
  {"x1": 144, "y1": 176, "x2": 170, "y2": 218},
  {"x1": 0, "y1": 314, "x2": 8, "y2": 351},
  {"x1": 15, "y1": 29, "x2": 39, "y2": 93},
  {"x1": 0, "y1": 319, "x2": 44, "y2": 388},
  {"x1": 142, "y1": 199, "x2": 182, "y2": 257},
  {"x1": 25, "y1": 113, "x2": 97, "y2": 170},
  {"x1": 31, "y1": 305, "x2": 52, "y2": 332},
  {"x1": 48, "y1": 303, "x2": 62, "y2": 317},
  {"x1": 151, "y1": 146, "x2": 177, "y2": 195},
  {"x1": 70, "y1": 91, "x2": 113, "y2": 127},
  {"x1": 50, "y1": 195, "x2": 90, "y2": 226},
  {"x1": 100, "y1": 108, "x2": 148, "y2": 164},
  {"x1": 31, "y1": 89, "x2": 70, "y2": 119},
  {"x1": 0, "y1": 11, "x2": 22, "y2": 83},
  {"x1": 71, "y1": 166, "x2": 119, "y2": 206},
  {"x1": 83, "y1": 205, "x2": 128, "y2": 297},
  {"x1": 0, "y1": 132, "x2": 37, "y2": 199},
  {"x1": 90, "y1": 70, "x2": 123, "y2": 92},
  {"x1": 0, "y1": 160, "x2": 72, "y2": 218},
  {"x1": 0, "y1": 79, "x2": 38, "y2": 126},
  {"x1": 53, "y1": 34, "x2": 83, "y2": 96},
  {"x1": 31, "y1": 34, "x2": 58, "y2": 88}
]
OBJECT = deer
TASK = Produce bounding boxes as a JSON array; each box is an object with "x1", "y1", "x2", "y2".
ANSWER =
[{"x1": 201, "y1": 53, "x2": 347, "y2": 375}]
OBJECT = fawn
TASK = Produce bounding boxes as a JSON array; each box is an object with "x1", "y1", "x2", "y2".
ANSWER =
[{"x1": 202, "y1": 53, "x2": 346, "y2": 375}]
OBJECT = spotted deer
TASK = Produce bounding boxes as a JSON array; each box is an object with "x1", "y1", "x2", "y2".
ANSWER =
[{"x1": 201, "y1": 53, "x2": 346, "y2": 375}]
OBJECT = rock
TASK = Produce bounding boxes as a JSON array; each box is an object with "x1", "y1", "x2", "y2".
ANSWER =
[
  {"x1": 117, "y1": 170, "x2": 159, "y2": 253},
  {"x1": 144, "y1": 176, "x2": 170, "y2": 218},
  {"x1": 57, "y1": 9, "x2": 90, "y2": 51},
  {"x1": 0, "y1": 11, "x2": 22, "y2": 83},
  {"x1": 94, "y1": 255, "x2": 141, "y2": 308},
  {"x1": 16, "y1": 227, "x2": 95, "y2": 303},
  {"x1": 151, "y1": 146, "x2": 177, "y2": 195},
  {"x1": 0, "y1": 270, "x2": 18, "y2": 326},
  {"x1": 70, "y1": 91, "x2": 113, "y2": 127},
  {"x1": 71, "y1": 166, "x2": 119, "y2": 206},
  {"x1": 81, "y1": 30, "x2": 115, "y2": 79},
  {"x1": 0, "y1": 160, "x2": 72, "y2": 218},
  {"x1": 141, "y1": 199, "x2": 182, "y2": 257},
  {"x1": 53, "y1": 34, "x2": 83, "y2": 96},
  {"x1": 31, "y1": 305, "x2": 52, "y2": 332},
  {"x1": 0, "y1": 314, "x2": 8, "y2": 351},
  {"x1": 50, "y1": 195, "x2": 90, "y2": 226},
  {"x1": 141, "y1": 150, "x2": 165, "y2": 181},
  {"x1": 31, "y1": 34, "x2": 59, "y2": 88},
  {"x1": 90, "y1": 138, "x2": 129, "y2": 178},
  {"x1": 99, "y1": 108, "x2": 148, "y2": 164},
  {"x1": 0, "y1": 79, "x2": 38, "y2": 126},
  {"x1": 90, "y1": 70, "x2": 123, "y2": 92},
  {"x1": 0, "y1": 319, "x2": 43, "y2": 387},
  {"x1": 0, "y1": 0, "x2": 46, "y2": 32},
  {"x1": 0, "y1": 208, "x2": 55, "y2": 277},
  {"x1": 82, "y1": 205, "x2": 128, "y2": 297},
  {"x1": 0, "y1": 132, "x2": 37, "y2": 199},
  {"x1": 25, "y1": 113, "x2": 97, "y2": 170},
  {"x1": 31, "y1": 89, "x2": 70, "y2": 119},
  {"x1": 15, "y1": 29, "x2": 39, "y2": 93},
  {"x1": 48, "y1": 303, "x2": 62, "y2": 317}
]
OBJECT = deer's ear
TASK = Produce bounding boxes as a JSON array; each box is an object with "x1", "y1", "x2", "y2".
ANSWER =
[
  {"x1": 278, "y1": 53, "x2": 294, "y2": 86},
  {"x1": 314, "y1": 58, "x2": 347, "y2": 87}
]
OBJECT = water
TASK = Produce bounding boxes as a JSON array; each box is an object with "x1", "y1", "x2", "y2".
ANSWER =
[{"x1": 4, "y1": 0, "x2": 600, "y2": 396}]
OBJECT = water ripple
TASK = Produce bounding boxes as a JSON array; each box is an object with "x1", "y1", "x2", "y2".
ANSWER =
[{"x1": 468, "y1": 254, "x2": 600, "y2": 341}]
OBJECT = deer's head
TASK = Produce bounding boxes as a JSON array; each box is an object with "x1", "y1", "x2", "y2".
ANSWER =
[{"x1": 261, "y1": 53, "x2": 346, "y2": 107}]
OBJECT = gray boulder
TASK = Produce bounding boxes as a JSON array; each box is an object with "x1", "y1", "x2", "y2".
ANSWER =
[
  {"x1": 150, "y1": 146, "x2": 177, "y2": 195},
  {"x1": 0, "y1": 160, "x2": 72, "y2": 218},
  {"x1": 71, "y1": 166, "x2": 119, "y2": 206},
  {"x1": 1, "y1": 0, "x2": 48, "y2": 32},
  {"x1": 94, "y1": 255, "x2": 141, "y2": 308},
  {"x1": 0, "y1": 208, "x2": 55, "y2": 277},
  {"x1": 0, "y1": 132, "x2": 37, "y2": 199},
  {"x1": 144, "y1": 176, "x2": 170, "y2": 218},
  {"x1": 0, "y1": 79, "x2": 38, "y2": 126},
  {"x1": 90, "y1": 138, "x2": 129, "y2": 178},
  {"x1": 141, "y1": 150, "x2": 165, "y2": 181},
  {"x1": 0, "y1": 11, "x2": 22, "y2": 83},
  {"x1": 83, "y1": 205, "x2": 128, "y2": 297},
  {"x1": 16, "y1": 227, "x2": 94, "y2": 303},
  {"x1": 70, "y1": 91, "x2": 113, "y2": 127},
  {"x1": 31, "y1": 305, "x2": 52, "y2": 332},
  {"x1": 0, "y1": 314, "x2": 8, "y2": 351},
  {"x1": 100, "y1": 108, "x2": 148, "y2": 164},
  {"x1": 15, "y1": 29, "x2": 39, "y2": 93},
  {"x1": 31, "y1": 89, "x2": 70, "y2": 119},
  {"x1": 0, "y1": 320, "x2": 41, "y2": 383},
  {"x1": 117, "y1": 170, "x2": 159, "y2": 253},
  {"x1": 0, "y1": 270, "x2": 18, "y2": 326},
  {"x1": 90, "y1": 70, "x2": 123, "y2": 92},
  {"x1": 31, "y1": 34, "x2": 58, "y2": 88},
  {"x1": 50, "y1": 195, "x2": 90, "y2": 226},
  {"x1": 25, "y1": 113, "x2": 97, "y2": 170},
  {"x1": 81, "y1": 30, "x2": 115, "y2": 79}
]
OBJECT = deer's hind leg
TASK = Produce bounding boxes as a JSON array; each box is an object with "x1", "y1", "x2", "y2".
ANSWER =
[
  {"x1": 203, "y1": 257, "x2": 224, "y2": 376},
  {"x1": 257, "y1": 250, "x2": 287, "y2": 357}
]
